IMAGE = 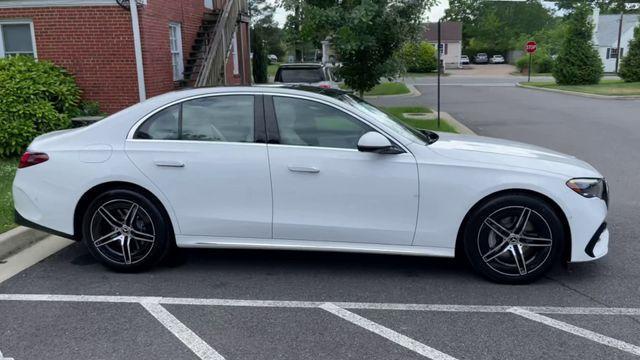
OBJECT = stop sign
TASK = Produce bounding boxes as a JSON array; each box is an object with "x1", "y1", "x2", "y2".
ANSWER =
[{"x1": 525, "y1": 41, "x2": 537, "y2": 53}]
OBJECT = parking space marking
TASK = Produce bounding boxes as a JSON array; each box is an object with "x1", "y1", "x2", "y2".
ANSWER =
[
  {"x1": 508, "y1": 307, "x2": 640, "y2": 356},
  {"x1": 141, "y1": 302, "x2": 226, "y2": 360},
  {"x1": 320, "y1": 302, "x2": 459, "y2": 360},
  {"x1": 2, "y1": 294, "x2": 640, "y2": 316}
]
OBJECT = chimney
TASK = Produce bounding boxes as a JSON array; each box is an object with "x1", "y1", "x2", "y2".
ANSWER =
[{"x1": 592, "y1": 6, "x2": 600, "y2": 44}]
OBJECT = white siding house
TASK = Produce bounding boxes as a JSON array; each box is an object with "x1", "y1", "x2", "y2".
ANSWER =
[
  {"x1": 423, "y1": 22, "x2": 463, "y2": 68},
  {"x1": 592, "y1": 10, "x2": 640, "y2": 72}
]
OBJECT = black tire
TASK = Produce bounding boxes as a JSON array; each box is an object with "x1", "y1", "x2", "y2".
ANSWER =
[
  {"x1": 82, "y1": 189, "x2": 172, "y2": 272},
  {"x1": 462, "y1": 194, "x2": 565, "y2": 284}
]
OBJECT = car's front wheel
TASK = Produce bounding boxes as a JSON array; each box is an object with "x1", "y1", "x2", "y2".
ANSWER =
[
  {"x1": 82, "y1": 189, "x2": 172, "y2": 271},
  {"x1": 463, "y1": 194, "x2": 565, "y2": 284}
]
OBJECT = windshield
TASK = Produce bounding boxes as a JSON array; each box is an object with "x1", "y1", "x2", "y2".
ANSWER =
[
  {"x1": 339, "y1": 94, "x2": 433, "y2": 145},
  {"x1": 276, "y1": 68, "x2": 325, "y2": 83}
]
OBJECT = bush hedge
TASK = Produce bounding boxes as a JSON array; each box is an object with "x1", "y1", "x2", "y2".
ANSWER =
[
  {"x1": 399, "y1": 41, "x2": 437, "y2": 73},
  {"x1": 0, "y1": 56, "x2": 80, "y2": 157},
  {"x1": 619, "y1": 25, "x2": 640, "y2": 82},
  {"x1": 516, "y1": 52, "x2": 555, "y2": 74},
  {"x1": 552, "y1": 5, "x2": 603, "y2": 85}
]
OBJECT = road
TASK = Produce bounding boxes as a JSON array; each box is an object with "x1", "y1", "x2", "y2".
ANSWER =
[{"x1": 1, "y1": 75, "x2": 640, "y2": 360}]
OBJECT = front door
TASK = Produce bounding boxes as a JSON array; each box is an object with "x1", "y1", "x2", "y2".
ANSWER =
[
  {"x1": 266, "y1": 95, "x2": 419, "y2": 245},
  {"x1": 125, "y1": 94, "x2": 272, "y2": 239}
]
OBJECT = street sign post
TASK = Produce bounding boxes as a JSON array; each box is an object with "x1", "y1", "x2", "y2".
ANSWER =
[{"x1": 525, "y1": 41, "x2": 537, "y2": 83}]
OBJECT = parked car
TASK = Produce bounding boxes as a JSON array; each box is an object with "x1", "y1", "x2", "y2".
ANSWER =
[
  {"x1": 473, "y1": 53, "x2": 489, "y2": 64},
  {"x1": 489, "y1": 55, "x2": 505, "y2": 64},
  {"x1": 460, "y1": 55, "x2": 470, "y2": 65},
  {"x1": 274, "y1": 63, "x2": 339, "y2": 89},
  {"x1": 268, "y1": 54, "x2": 278, "y2": 64},
  {"x1": 13, "y1": 86, "x2": 609, "y2": 283}
]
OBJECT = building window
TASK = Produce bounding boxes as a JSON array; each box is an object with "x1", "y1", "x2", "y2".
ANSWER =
[
  {"x1": 0, "y1": 21, "x2": 36, "y2": 58},
  {"x1": 607, "y1": 47, "x2": 623, "y2": 59},
  {"x1": 169, "y1": 22, "x2": 184, "y2": 81},
  {"x1": 231, "y1": 31, "x2": 239, "y2": 75}
]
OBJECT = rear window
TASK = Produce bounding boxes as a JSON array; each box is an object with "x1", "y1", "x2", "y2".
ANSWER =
[{"x1": 276, "y1": 67, "x2": 325, "y2": 83}]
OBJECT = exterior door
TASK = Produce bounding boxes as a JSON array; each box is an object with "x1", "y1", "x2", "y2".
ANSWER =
[
  {"x1": 266, "y1": 95, "x2": 419, "y2": 245},
  {"x1": 125, "y1": 94, "x2": 272, "y2": 239}
]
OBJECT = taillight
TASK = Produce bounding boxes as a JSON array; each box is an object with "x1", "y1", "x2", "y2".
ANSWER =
[
  {"x1": 18, "y1": 152, "x2": 49, "y2": 169},
  {"x1": 319, "y1": 84, "x2": 331, "y2": 89}
]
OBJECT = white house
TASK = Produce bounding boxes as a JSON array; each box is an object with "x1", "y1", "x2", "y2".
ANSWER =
[
  {"x1": 423, "y1": 22, "x2": 463, "y2": 68},
  {"x1": 592, "y1": 10, "x2": 640, "y2": 72}
]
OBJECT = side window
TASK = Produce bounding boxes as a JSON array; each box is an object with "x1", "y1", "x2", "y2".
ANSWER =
[
  {"x1": 134, "y1": 104, "x2": 179, "y2": 140},
  {"x1": 272, "y1": 96, "x2": 372, "y2": 149},
  {"x1": 182, "y1": 95, "x2": 254, "y2": 142}
]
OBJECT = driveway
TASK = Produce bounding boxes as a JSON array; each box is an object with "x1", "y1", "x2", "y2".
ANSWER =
[{"x1": 446, "y1": 64, "x2": 516, "y2": 77}]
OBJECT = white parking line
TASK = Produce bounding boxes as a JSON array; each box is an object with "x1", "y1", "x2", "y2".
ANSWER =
[
  {"x1": 141, "y1": 302, "x2": 226, "y2": 360},
  {"x1": 2, "y1": 293, "x2": 640, "y2": 316},
  {"x1": 508, "y1": 307, "x2": 640, "y2": 356},
  {"x1": 320, "y1": 303, "x2": 459, "y2": 360}
]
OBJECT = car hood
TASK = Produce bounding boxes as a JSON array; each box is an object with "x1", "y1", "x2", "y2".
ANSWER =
[{"x1": 427, "y1": 132, "x2": 601, "y2": 178}]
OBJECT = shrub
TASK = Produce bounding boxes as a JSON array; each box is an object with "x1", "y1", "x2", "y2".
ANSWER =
[
  {"x1": 399, "y1": 41, "x2": 437, "y2": 73},
  {"x1": 0, "y1": 56, "x2": 80, "y2": 157},
  {"x1": 552, "y1": 5, "x2": 603, "y2": 85},
  {"x1": 619, "y1": 25, "x2": 640, "y2": 82},
  {"x1": 516, "y1": 52, "x2": 555, "y2": 73}
]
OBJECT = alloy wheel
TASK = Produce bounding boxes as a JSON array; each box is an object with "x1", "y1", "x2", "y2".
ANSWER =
[
  {"x1": 477, "y1": 206, "x2": 553, "y2": 277},
  {"x1": 89, "y1": 199, "x2": 156, "y2": 265}
]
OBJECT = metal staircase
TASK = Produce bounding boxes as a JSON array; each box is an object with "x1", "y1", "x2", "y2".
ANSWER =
[{"x1": 184, "y1": 0, "x2": 246, "y2": 87}]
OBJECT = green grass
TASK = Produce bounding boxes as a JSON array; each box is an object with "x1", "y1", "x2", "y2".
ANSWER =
[
  {"x1": 0, "y1": 158, "x2": 18, "y2": 233},
  {"x1": 525, "y1": 80, "x2": 640, "y2": 96},
  {"x1": 340, "y1": 82, "x2": 411, "y2": 96},
  {"x1": 382, "y1": 106, "x2": 457, "y2": 133}
]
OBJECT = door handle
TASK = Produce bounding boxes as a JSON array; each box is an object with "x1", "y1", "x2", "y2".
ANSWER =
[
  {"x1": 288, "y1": 166, "x2": 320, "y2": 173},
  {"x1": 154, "y1": 160, "x2": 185, "y2": 168}
]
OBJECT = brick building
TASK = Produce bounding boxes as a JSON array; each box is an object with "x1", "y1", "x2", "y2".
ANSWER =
[{"x1": 0, "y1": 0, "x2": 250, "y2": 113}]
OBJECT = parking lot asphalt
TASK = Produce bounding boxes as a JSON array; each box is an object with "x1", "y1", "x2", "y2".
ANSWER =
[{"x1": 2, "y1": 76, "x2": 640, "y2": 360}]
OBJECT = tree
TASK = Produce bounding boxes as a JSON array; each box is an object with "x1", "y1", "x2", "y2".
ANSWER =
[
  {"x1": 619, "y1": 25, "x2": 640, "y2": 82},
  {"x1": 553, "y1": 5, "x2": 603, "y2": 85},
  {"x1": 445, "y1": 0, "x2": 554, "y2": 55},
  {"x1": 399, "y1": 42, "x2": 437, "y2": 73},
  {"x1": 302, "y1": 0, "x2": 435, "y2": 96},
  {"x1": 251, "y1": 31, "x2": 269, "y2": 83}
]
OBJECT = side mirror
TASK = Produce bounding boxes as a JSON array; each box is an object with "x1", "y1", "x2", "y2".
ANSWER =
[{"x1": 357, "y1": 131, "x2": 403, "y2": 154}]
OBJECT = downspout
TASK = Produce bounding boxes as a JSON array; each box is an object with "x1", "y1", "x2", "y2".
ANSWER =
[{"x1": 129, "y1": 0, "x2": 146, "y2": 101}]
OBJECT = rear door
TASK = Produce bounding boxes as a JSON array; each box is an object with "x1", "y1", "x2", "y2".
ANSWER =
[{"x1": 125, "y1": 94, "x2": 272, "y2": 239}]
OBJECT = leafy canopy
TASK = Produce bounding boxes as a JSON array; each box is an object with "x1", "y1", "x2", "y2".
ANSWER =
[{"x1": 301, "y1": 0, "x2": 435, "y2": 96}]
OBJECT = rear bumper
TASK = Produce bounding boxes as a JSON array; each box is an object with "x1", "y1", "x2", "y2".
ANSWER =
[{"x1": 15, "y1": 210, "x2": 76, "y2": 240}]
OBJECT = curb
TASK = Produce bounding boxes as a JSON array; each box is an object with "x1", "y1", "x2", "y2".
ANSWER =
[
  {"x1": 0, "y1": 226, "x2": 49, "y2": 261},
  {"x1": 517, "y1": 83, "x2": 640, "y2": 100},
  {"x1": 408, "y1": 111, "x2": 475, "y2": 135}
]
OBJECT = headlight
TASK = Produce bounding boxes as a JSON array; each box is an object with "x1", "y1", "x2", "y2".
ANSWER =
[{"x1": 566, "y1": 178, "x2": 608, "y2": 202}]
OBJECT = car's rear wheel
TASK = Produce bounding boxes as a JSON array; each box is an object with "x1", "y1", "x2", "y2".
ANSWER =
[
  {"x1": 82, "y1": 189, "x2": 171, "y2": 271},
  {"x1": 463, "y1": 194, "x2": 565, "y2": 284}
]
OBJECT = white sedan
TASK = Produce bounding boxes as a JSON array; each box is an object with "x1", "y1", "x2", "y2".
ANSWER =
[{"x1": 13, "y1": 86, "x2": 609, "y2": 283}]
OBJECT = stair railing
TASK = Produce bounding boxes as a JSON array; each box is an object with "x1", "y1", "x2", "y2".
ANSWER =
[{"x1": 195, "y1": 0, "x2": 240, "y2": 87}]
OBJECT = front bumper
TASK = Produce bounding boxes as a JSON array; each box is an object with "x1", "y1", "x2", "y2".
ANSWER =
[{"x1": 584, "y1": 222, "x2": 608, "y2": 259}]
